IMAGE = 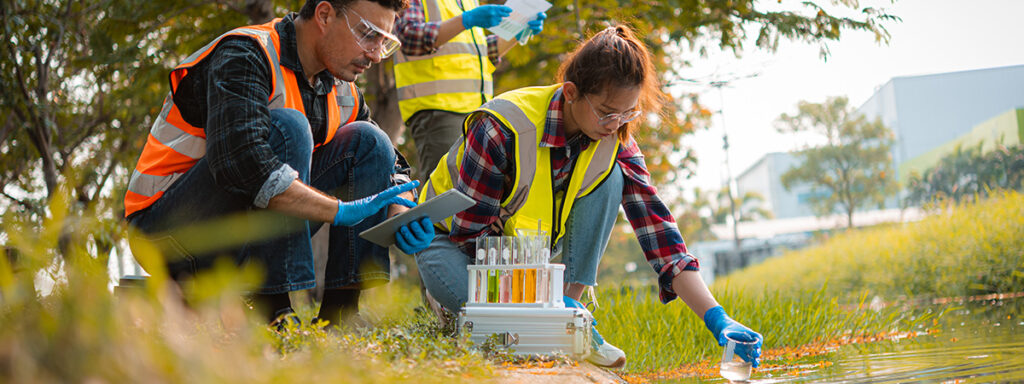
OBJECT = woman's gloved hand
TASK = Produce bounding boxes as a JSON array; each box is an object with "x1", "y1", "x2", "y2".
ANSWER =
[
  {"x1": 461, "y1": 5, "x2": 512, "y2": 29},
  {"x1": 703, "y1": 306, "x2": 763, "y2": 367},
  {"x1": 395, "y1": 216, "x2": 434, "y2": 254},
  {"x1": 334, "y1": 181, "x2": 419, "y2": 227}
]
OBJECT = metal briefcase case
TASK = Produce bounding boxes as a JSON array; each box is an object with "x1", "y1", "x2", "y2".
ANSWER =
[{"x1": 458, "y1": 305, "x2": 592, "y2": 357}]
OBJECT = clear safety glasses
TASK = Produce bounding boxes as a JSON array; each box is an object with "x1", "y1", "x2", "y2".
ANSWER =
[
  {"x1": 343, "y1": 10, "x2": 401, "y2": 60},
  {"x1": 584, "y1": 95, "x2": 642, "y2": 127}
]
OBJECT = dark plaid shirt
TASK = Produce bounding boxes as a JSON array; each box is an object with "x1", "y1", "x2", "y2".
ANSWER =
[
  {"x1": 173, "y1": 13, "x2": 411, "y2": 203},
  {"x1": 449, "y1": 88, "x2": 700, "y2": 303},
  {"x1": 395, "y1": 0, "x2": 501, "y2": 63}
]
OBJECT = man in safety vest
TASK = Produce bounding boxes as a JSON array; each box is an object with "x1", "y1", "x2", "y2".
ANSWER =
[
  {"x1": 124, "y1": 0, "x2": 435, "y2": 326},
  {"x1": 393, "y1": 0, "x2": 546, "y2": 182}
]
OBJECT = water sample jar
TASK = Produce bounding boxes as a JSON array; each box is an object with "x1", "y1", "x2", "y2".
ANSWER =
[{"x1": 720, "y1": 331, "x2": 755, "y2": 381}]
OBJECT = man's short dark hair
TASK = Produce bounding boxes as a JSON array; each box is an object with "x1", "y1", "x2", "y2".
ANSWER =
[{"x1": 299, "y1": 0, "x2": 409, "y2": 18}]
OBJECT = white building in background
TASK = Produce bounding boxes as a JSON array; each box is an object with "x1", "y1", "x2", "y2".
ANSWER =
[
  {"x1": 857, "y1": 64, "x2": 1024, "y2": 180},
  {"x1": 736, "y1": 64, "x2": 1024, "y2": 221}
]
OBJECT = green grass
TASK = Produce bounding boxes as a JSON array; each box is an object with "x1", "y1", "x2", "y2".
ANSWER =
[
  {"x1": 718, "y1": 190, "x2": 1024, "y2": 300},
  {"x1": 592, "y1": 190, "x2": 1024, "y2": 374}
]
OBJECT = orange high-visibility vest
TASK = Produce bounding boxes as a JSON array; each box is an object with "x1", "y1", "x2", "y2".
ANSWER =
[{"x1": 124, "y1": 18, "x2": 360, "y2": 217}]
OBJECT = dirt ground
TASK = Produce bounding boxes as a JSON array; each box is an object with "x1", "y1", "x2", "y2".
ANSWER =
[{"x1": 496, "y1": 362, "x2": 626, "y2": 384}]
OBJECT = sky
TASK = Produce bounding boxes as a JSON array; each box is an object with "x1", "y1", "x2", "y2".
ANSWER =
[{"x1": 672, "y1": 0, "x2": 1024, "y2": 197}]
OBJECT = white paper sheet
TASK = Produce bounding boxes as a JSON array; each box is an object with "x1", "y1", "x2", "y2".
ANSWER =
[{"x1": 487, "y1": 0, "x2": 553, "y2": 41}]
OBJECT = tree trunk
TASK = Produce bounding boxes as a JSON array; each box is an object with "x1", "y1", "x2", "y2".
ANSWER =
[
  {"x1": 364, "y1": 60, "x2": 405, "y2": 142},
  {"x1": 245, "y1": 0, "x2": 274, "y2": 23}
]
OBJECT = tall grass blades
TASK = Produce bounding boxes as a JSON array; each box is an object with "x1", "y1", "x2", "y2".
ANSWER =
[{"x1": 717, "y1": 190, "x2": 1024, "y2": 301}]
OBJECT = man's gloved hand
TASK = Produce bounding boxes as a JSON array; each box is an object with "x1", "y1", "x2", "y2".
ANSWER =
[
  {"x1": 395, "y1": 216, "x2": 434, "y2": 254},
  {"x1": 703, "y1": 306, "x2": 763, "y2": 367},
  {"x1": 461, "y1": 5, "x2": 512, "y2": 29},
  {"x1": 334, "y1": 181, "x2": 419, "y2": 227}
]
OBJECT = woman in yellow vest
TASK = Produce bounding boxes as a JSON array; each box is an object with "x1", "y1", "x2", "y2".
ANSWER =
[{"x1": 415, "y1": 26, "x2": 763, "y2": 368}]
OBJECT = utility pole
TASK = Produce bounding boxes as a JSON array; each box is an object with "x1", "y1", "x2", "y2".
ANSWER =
[{"x1": 710, "y1": 81, "x2": 741, "y2": 256}]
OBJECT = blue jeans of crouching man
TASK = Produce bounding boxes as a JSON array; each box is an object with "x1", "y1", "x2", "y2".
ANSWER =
[{"x1": 128, "y1": 108, "x2": 399, "y2": 296}]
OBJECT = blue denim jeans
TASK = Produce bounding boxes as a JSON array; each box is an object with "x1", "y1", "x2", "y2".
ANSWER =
[
  {"x1": 128, "y1": 108, "x2": 398, "y2": 294},
  {"x1": 415, "y1": 163, "x2": 624, "y2": 313}
]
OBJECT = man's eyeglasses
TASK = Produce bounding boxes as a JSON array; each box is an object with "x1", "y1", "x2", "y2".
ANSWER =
[
  {"x1": 343, "y1": 10, "x2": 401, "y2": 60},
  {"x1": 584, "y1": 95, "x2": 641, "y2": 127}
]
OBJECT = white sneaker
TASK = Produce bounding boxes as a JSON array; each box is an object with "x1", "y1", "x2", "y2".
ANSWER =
[{"x1": 587, "y1": 340, "x2": 627, "y2": 368}]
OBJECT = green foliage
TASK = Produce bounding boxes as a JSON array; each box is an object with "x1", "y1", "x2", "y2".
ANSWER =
[
  {"x1": 776, "y1": 96, "x2": 897, "y2": 228},
  {"x1": 0, "y1": 186, "x2": 499, "y2": 382},
  {"x1": 906, "y1": 143, "x2": 1024, "y2": 207},
  {"x1": 718, "y1": 190, "x2": 1024, "y2": 300}
]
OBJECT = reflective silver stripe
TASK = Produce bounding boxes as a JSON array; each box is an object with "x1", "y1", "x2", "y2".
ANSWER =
[
  {"x1": 264, "y1": 33, "x2": 288, "y2": 110},
  {"x1": 127, "y1": 170, "x2": 184, "y2": 197},
  {"x1": 392, "y1": 42, "x2": 487, "y2": 64},
  {"x1": 423, "y1": 0, "x2": 441, "y2": 21},
  {"x1": 335, "y1": 80, "x2": 356, "y2": 121},
  {"x1": 482, "y1": 99, "x2": 537, "y2": 212},
  {"x1": 149, "y1": 95, "x2": 206, "y2": 159},
  {"x1": 577, "y1": 135, "x2": 618, "y2": 197},
  {"x1": 396, "y1": 79, "x2": 493, "y2": 100}
]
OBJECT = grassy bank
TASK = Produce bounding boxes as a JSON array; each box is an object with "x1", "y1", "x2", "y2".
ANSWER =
[
  {"x1": 593, "y1": 190, "x2": 1024, "y2": 374},
  {"x1": 717, "y1": 190, "x2": 1024, "y2": 300}
]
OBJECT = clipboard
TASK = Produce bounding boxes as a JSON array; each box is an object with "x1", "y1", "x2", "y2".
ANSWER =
[{"x1": 358, "y1": 189, "x2": 476, "y2": 248}]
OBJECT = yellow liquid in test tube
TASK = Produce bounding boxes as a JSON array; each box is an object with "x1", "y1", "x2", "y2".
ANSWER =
[
  {"x1": 511, "y1": 269, "x2": 523, "y2": 303},
  {"x1": 524, "y1": 269, "x2": 536, "y2": 302}
]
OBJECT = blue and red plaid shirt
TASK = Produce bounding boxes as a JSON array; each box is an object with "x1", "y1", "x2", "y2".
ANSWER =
[
  {"x1": 449, "y1": 87, "x2": 700, "y2": 304},
  {"x1": 395, "y1": 0, "x2": 500, "y2": 63}
]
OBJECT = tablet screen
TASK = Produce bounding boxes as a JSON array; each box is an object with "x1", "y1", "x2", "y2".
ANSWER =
[{"x1": 358, "y1": 189, "x2": 476, "y2": 248}]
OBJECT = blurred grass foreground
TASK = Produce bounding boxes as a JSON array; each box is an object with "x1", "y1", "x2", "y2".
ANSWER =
[{"x1": 1, "y1": 189, "x2": 1021, "y2": 381}]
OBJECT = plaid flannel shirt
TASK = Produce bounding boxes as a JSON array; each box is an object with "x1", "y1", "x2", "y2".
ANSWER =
[
  {"x1": 395, "y1": 0, "x2": 501, "y2": 63},
  {"x1": 449, "y1": 88, "x2": 700, "y2": 303},
  {"x1": 165, "y1": 14, "x2": 412, "y2": 209}
]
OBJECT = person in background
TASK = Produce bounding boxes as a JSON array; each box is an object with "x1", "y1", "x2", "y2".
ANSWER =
[
  {"x1": 124, "y1": 0, "x2": 434, "y2": 327},
  {"x1": 414, "y1": 26, "x2": 764, "y2": 368},
  {"x1": 393, "y1": 0, "x2": 546, "y2": 183}
]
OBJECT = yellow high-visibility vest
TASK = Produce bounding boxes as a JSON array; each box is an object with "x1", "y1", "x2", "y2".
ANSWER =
[
  {"x1": 420, "y1": 84, "x2": 620, "y2": 243},
  {"x1": 393, "y1": 0, "x2": 494, "y2": 122}
]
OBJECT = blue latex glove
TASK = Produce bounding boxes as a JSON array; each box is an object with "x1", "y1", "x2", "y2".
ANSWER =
[
  {"x1": 334, "y1": 181, "x2": 419, "y2": 227},
  {"x1": 525, "y1": 12, "x2": 546, "y2": 34},
  {"x1": 395, "y1": 216, "x2": 434, "y2": 254},
  {"x1": 703, "y1": 306, "x2": 763, "y2": 367},
  {"x1": 461, "y1": 5, "x2": 512, "y2": 29}
]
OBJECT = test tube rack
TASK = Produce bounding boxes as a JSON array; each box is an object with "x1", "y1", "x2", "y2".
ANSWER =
[{"x1": 466, "y1": 263, "x2": 565, "y2": 308}]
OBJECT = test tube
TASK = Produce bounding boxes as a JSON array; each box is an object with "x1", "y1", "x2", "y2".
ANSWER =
[
  {"x1": 474, "y1": 237, "x2": 487, "y2": 303},
  {"x1": 486, "y1": 236, "x2": 499, "y2": 303},
  {"x1": 523, "y1": 236, "x2": 537, "y2": 303},
  {"x1": 499, "y1": 236, "x2": 511, "y2": 303},
  {"x1": 537, "y1": 235, "x2": 550, "y2": 303}
]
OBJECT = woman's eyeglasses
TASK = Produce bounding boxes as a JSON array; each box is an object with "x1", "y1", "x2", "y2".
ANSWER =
[{"x1": 584, "y1": 95, "x2": 641, "y2": 127}]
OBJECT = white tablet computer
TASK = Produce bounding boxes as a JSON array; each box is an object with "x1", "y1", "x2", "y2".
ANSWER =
[{"x1": 359, "y1": 189, "x2": 476, "y2": 248}]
